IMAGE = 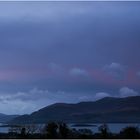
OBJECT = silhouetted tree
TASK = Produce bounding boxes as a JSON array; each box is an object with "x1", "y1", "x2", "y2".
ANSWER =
[
  {"x1": 98, "y1": 123, "x2": 110, "y2": 138},
  {"x1": 20, "y1": 127, "x2": 26, "y2": 138},
  {"x1": 120, "y1": 126, "x2": 140, "y2": 138},
  {"x1": 44, "y1": 122, "x2": 58, "y2": 138},
  {"x1": 59, "y1": 122, "x2": 70, "y2": 138}
]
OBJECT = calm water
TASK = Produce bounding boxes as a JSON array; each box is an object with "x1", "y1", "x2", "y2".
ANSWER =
[
  {"x1": 69, "y1": 123, "x2": 140, "y2": 133},
  {"x1": 0, "y1": 123, "x2": 139, "y2": 133},
  {"x1": 0, "y1": 123, "x2": 10, "y2": 133}
]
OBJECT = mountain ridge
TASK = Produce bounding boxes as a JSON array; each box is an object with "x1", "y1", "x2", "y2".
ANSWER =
[
  {"x1": 8, "y1": 96, "x2": 140, "y2": 124},
  {"x1": 0, "y1": 114, "x2": 19, "y2": 123}
]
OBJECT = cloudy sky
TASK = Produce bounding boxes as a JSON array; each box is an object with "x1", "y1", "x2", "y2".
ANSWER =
[{"x1": 0, "y1": 1, "x2": 140, "y2": 114}]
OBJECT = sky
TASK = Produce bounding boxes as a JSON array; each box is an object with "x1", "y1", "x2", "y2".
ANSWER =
[{"x1": 0, "y1": 1, "x2": 140, "y2": 114}]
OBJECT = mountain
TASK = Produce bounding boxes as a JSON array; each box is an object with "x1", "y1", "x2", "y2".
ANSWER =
[
  {"x1": 8, "y1": 96, "x2": 140, "y2": 124},
  {"x1": 0, "y1": 113, "x2": 19, "y2": 123}
]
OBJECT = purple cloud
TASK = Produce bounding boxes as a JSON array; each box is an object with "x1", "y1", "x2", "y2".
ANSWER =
[
  {"x1": 70, "y1": 68, "x2": 88, "y2": 77},
  {"x1": 103, "y1": 62, "x2": 126, "y2": 80}
]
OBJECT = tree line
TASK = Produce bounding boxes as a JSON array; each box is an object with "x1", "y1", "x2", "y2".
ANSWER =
[{"x1": 0, "y1": 122, "x2": 139, "y2": 139}]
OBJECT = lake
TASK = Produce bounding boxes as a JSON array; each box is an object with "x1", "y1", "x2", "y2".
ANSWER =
[
  {"x1": 69, "y1": 123, "x2": 140, "y2": 133},
  {"x1": 0, "y1": 123, "x2": 139, "y2": 133}
]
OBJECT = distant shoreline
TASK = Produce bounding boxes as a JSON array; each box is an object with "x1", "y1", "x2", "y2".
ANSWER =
[{"x1": 71, "y1": 124, "x2": 97, "y2": 127}]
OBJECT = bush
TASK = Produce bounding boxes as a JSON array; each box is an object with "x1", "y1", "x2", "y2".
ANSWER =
[{"x1": 120, "y1": 126, "x2": 140, "y2": 138}]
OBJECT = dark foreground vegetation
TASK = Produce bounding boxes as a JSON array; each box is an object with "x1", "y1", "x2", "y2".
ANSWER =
[{"x1": 0, "y1": 122, "x2": 140, "y2": 139}]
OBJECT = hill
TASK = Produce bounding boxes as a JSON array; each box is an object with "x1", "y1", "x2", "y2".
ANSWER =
[
  {"x1": 0, "y1": 113, "x2": 19, "y2": 123},
  {"x1": 8, "y1": 96, "x2": 140, "y2": 124}
]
